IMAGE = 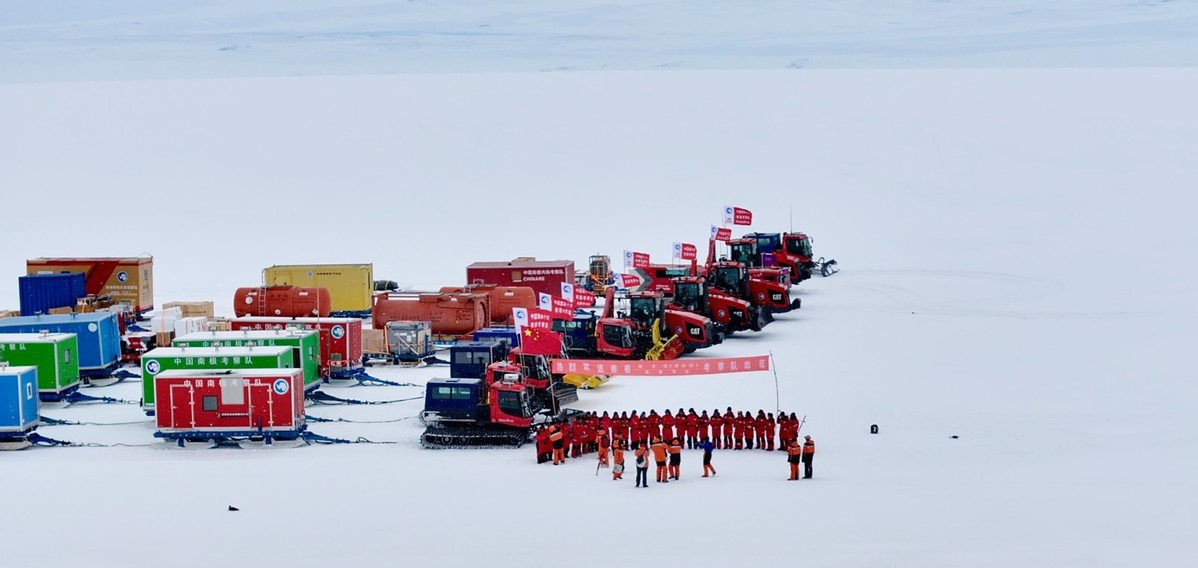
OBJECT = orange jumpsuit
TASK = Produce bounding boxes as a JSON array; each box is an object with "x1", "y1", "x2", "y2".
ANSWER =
[
  {"x1": 597, "y1": 431, "x2": 610, "y2": 467},
  {"x1": 549, "y1": 427, "x2": 565, "y2": 465},
  {"x1": 667, "y1": 439, "x2": 682, "y2": 480},
  {"x1": 787, "y1": 441, "x2": 803, "y2": 480},
  {"x1": 612, "y1": 442, "x2": 625, "y2": 480},
  {"x1": 651, "y1": 439, "x2": 669, "y2": 483}
]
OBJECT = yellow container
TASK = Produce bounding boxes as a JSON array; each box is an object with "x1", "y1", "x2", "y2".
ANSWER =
[{"x1": 263, "y1": 264, "x2": 374, "y2": 315}]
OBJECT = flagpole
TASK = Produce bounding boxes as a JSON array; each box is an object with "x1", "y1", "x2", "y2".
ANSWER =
[{"x1": 769, "y1": 350, "x2": 780, "y2": 413}]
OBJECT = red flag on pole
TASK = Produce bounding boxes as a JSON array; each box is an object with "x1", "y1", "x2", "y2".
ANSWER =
[
  {"x1": 710, "y1": 225, "x2": 732, "y2": 242},
  {"x1": 521, "y1": 327, "x2": 562, "y2": 356}
]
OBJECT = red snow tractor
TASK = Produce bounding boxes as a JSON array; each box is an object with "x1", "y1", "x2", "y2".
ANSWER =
[{"x1": 729, "y1": 232, "x2": 839, "y2": 282}]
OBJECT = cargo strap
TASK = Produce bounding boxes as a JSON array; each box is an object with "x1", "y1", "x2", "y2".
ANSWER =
[
  {"x1": 299, "y1": 431, "x2": 397, "y2": 445},
  {"x1": 40, "y1": 415, "x2": 147, "y2": 427},
  {"x1": 64, "y1": 391, "x2": 138, "y2": 405},
  {"x1": 305, "y1": 414, "x2": 414, "y2": 424},
  {"x1": 306, "y1": 391, "x2": 423, "y2": 406}
]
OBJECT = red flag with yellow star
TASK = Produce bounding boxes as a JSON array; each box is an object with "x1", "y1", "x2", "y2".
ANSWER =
[{"x1": 521, "y1": 326, "x2": 562, "y2": 356}]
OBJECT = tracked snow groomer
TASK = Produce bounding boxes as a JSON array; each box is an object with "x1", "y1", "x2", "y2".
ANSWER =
[
  {"x1": 420, "y1": 360, "x2": 566, "y2": 448},
  {"x1": 730, "y1": 232, "x2": 839, "y2": 282}
]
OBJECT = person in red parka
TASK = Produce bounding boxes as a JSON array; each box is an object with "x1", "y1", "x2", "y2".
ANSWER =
[
  {"x1": 722, "y1": 408, "x2": 735, "y2": 449},
  {"x1": 646, "y1": 410, "x2": 662, "y2": 441},
  {"x1": 571, "y1": 420, "x2": 586, "y2": 458},
  {"x1": 764, "y1": 412, "x2": 777, "y2": 451},
  {"x1": 662, "y1": 409, "x2": 676, "y2": 443},
  {"x1": 600, "y1": 411, "x2": 612, "y2": 440},
  {"x1": 614, "y1": 412, "x2": 629, "y2": 449},
  {"x1": 697, "y1": 410, "x2": 710, "y2": 446},
  {"x1": 755, "y1": 410, "x2": 768, "y2": 450},
  {"x1": 741, "y1": 412, "x2": 754, "y2": 450},
  {"x1": 685, "y1": 409, "x2": 700, "y2": 450},
  {"x1": 535, "y1": 426, "x2": 550, "y2": 464},
  {"x1": 709, "y1": 410, "x2": 723, "y2": 449}
]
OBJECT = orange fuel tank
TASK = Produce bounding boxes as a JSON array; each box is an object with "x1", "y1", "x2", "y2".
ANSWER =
[
  {"x1": 234, "y1": 286, "x2": 332, "y2": 318},
  {"x1": 372, "y1": 292, "x2": 490, "y2": 336},
  {"x1": 439, "y1": 285, "x2": 536, "y2": 325}
]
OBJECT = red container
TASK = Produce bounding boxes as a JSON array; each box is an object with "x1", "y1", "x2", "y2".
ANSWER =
[
  {"x1": 466, "y1": 259, "x2": 575, "y2": 298},
  {"x1": 373, "y1": 292, "x2": 489, "y2": 336},
  {"x1": 233, "y1": 286, "x2": 332, "y2": 318},
  {"x1": 229, "y1": 316, "x2": 363, "y2": 377},
  {"x1": 154, "y1": 369, "x2": 305, "y2": 437},
  {"x1": 439, "y1": 285, "x2": 537, "y2": 325}
]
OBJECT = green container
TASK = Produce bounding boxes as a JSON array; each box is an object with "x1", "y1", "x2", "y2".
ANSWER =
[
  {"x1": 0, "y1": 332, "x2": 81, "y2": 398},
  {"x1": 172, "y1": 330, "x2": 320, "y2": 392},
  {"x1": 141, "y1": 345, "x2": 296, "y2": 409}
]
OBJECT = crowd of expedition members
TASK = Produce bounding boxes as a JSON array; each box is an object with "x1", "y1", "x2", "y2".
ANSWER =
[{"x1": 534, "y1": 408, "x2": 816, "y2": 483}]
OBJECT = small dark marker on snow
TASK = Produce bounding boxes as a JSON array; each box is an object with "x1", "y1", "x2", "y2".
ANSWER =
[
  {"x1": 949, "y1": 435, "x2": 959, "y2": 439},
  {"x1": 228, "y1": 506, "x2": 239, "y2": 511}
]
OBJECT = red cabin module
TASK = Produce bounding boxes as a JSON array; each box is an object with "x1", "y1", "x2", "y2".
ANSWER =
[
  {"x1": 229, "y1": 317, "x2": 363, "y2": 378},
  {"x1": 372, "y1": 292, "x2": 490, "y2": 336},
  {"x1": 466, "y1": 259, "x2": 575, "y2": 298},
  {"x1": 233, "y1": 286, "x2": 332, "y2": 318},
  {"x1": 153, "y1": 369, "x2": 305, "y2": 445}
]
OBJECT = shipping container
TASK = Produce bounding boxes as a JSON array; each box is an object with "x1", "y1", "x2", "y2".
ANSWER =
[
  {"x1": 0, "y1": 333, "x2": 81, "y2": 400},
  {"x1": 228, "y1": 317, "x2": 363, "y2": 378},
  {"x1": 173, "y1": 329, "x2": 321, "y2": 392},
  {"x1": 26, "y1": 257, "x2": 154, "y2": 314},
  {"x1": 263, "y1": 264, "x2": 373, "y2": 317},
  {"x1": 0, "y1": 313, "x2": 121, "y2": 376},
  {"x1": 140, "y1": 345, "x2": 297, "y2": 412},
  {"x1": 439, "y1": 285, "x2": 537, "y2": 325},
  {"x1": 373, "y1": 292, "x2": 489, "y2": 336},
  {"x1": 0, "y1": 365, "x2": 39, "y2": 436},
  {"x1": 161, "y1": 301, "x2": 215, "y2": 318},
  {"x1": 233, "y1": 286, "x2": 331, "y2": 318},
  {"x1": 18, "y1": 273, "x2": 86, "y2": 316},
  {"x1": 466, "y1": 259, "x2": 576, "y2": 298},
  {"x1": 153, "y1": 368, "x2": 305, "y2": 444}
]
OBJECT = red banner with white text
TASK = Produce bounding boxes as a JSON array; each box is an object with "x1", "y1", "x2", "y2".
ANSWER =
[{"x1": 551, "y1": 355, "x2": 771, "y2": 376}]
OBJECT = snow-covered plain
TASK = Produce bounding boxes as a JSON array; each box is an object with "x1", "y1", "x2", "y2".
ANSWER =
[{"x1": 2, "y1": 2, "x2": 1197, "y2": 567}]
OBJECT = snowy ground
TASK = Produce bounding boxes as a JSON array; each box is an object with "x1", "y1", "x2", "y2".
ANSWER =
[{"x1": 2, "y1": 2, "x2": 1197, "y2": 568}]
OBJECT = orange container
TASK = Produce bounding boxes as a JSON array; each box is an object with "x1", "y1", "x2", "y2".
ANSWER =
[
  {"x1": 439, "y1": 285, "x2": 536, "y2": 325},
  {"x1": 233, "y1": 286, "x2": 332, "y2": 318},
  {"x1": 373, "y1": 292, "x2": 490, "y2": 336}
]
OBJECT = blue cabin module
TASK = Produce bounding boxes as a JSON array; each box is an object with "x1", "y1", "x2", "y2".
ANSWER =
[
  {"x1": 0, "y1": 366, "x2": 40, "y2": 436},
  {"x1": 19, "y1": 273, "x2": 87, "y2": 316},
  {"x1": 471, "y1": 326, "x2": 521, "y2": 351},
  {"x1": 0, "y1": 313, "x2": 121, "y2": 376},
  {"x1": 422, "y1": 378, "x2": 485, "y2": 421},
  {"x1": 449, "y1": 340, "x2": 508, "y2": 379}
]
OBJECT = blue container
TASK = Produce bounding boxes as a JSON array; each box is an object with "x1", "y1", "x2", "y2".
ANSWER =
[
  {"x1": 0, "y1": 366, "x2": 39, "y2": 435},
  {"x1": 18, "y1": 273, "x2": 86, "y2": 316},
  {"x1": 0, "y1": 313, "x2": 121, "y2": 375},
  {"x1": 472, "y1": 326, "x2": 521, "y2": 350}
]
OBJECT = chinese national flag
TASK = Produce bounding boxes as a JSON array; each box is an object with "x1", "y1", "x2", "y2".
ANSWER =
[{"x1": 521, "y1": 327, "x2": 562, "y2": 356}]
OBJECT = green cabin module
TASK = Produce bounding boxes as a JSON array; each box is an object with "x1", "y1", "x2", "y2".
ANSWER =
[
  {"x1": 0, "y1": 332, "x2": 81, "y2": 400},
  {"x1": 141, "y1": 345, "x2": 296, "y2": 410},
  {"x1": 173, "y1": 330, "x2": 320, "y2": 392}
]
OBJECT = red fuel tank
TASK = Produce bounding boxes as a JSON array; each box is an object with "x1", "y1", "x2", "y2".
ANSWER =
[
  {"x1": 234, "y1": 286, "x2": 332, "y2": 318},
  {"x1": 439, "y1": 285, "x2": 536, "y2": 325},
  {"x1": 372, "y1": 292, "x2": 490, "y2": 336}
]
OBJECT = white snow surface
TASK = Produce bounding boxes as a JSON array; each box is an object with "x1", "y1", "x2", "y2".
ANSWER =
[{"x1": 2, "y1": 2, "x2": 1198, "y2": 568}]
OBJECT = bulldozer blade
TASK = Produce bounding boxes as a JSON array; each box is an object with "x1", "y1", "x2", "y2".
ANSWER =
[{"x1": 820, "y1": 258, "x2": 839, "y2": 276}]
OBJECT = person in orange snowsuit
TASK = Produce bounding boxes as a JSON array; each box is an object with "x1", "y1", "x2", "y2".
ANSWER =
[
  {"x1": 662, "y1": 409, "x2": 676, "y2": 442},
  {"x1": 612, "y1": 440, "x2": 625, "y2": 480},
  {"x1": 651, "y1": 436, "x2": 669, "y2": 483},
  {"x1": 597, "y1": 430, "x2": 610, "y2": 467},
  {"x1": 802, "y1": 435, "x2": 816, "y2": 479},
  {"x1": 667, "y1": 438, "x2": 682, "y2": 480},
  {"x1": 787, "y1": 439, "x2": 803, "y2": 480},
  {"x1": 549, "y1": 425, "x2": 565, "y2": 465},
  {"x1": 709, "y1": 410, "x2": 723, "y2": 449}
]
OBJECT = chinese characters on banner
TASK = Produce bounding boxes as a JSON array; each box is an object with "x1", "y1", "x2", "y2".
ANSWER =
[
  {"x1": 623, "y1": 250, "x2": 650, "y2": 268},
  {"x1": 537, "y1": 292, "x2": 574, "y2": 319},
  {"x1": 618, "y1": 273, "x2": 642, "y2": 289},
  {"x1": 710, "y1": 225, "x2": 732, "y2": 242},
  {"x1": 550, "y1": 355, "x2": 771, "y2": 376},
  {"x1": 723, "y1": 205, "x2": 753, "y2": 226},
  {"x1": 573, "y1": 289, "x2": 596, "y2": 308},
  {"x1": 672, "y1": 242, "x2": 697, "y2": 261}
]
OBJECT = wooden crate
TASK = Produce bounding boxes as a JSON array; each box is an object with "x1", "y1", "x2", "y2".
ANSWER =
[{"x1": 163, "y1": 301, "x2": 215, "y2": 319}]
